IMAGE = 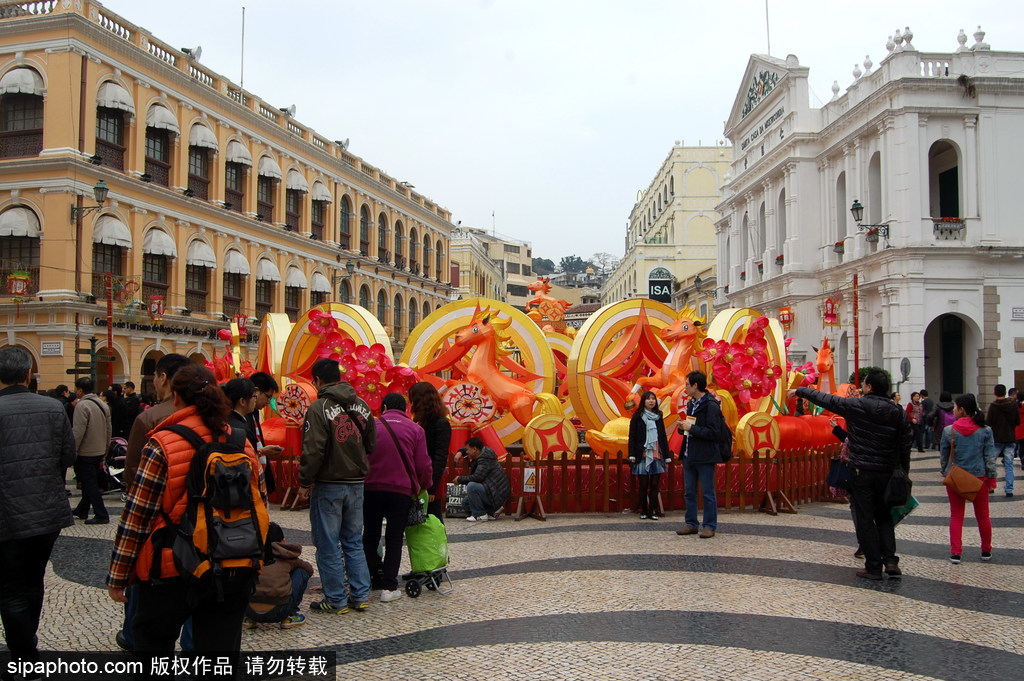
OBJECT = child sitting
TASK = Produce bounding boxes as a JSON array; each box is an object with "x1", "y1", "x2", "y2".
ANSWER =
[{"x1": 243, "y1": 522, "x2": 313, "y2": 629}]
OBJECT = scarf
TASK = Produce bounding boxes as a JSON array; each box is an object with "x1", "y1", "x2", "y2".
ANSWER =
[{"x1": 642, "y1": 409, "x2": 661, "y2": 455}]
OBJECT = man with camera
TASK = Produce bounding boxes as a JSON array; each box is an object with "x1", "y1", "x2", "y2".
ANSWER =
[{"x1": 454, "y1": 437, "x2": 510, "y2": 522}]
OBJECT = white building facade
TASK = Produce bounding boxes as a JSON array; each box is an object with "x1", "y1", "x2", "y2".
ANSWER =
[{"x1": 717, "y1": 28, "x2": 1024, "y2": 397}]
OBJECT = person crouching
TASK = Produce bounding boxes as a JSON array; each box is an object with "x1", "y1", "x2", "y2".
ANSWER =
[{"x1": 243, "y1": 522, "x2": 313, "y2": 630}]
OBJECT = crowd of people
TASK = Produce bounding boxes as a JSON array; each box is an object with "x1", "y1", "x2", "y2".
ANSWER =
[{"x1": 2, "y1": 342, "x2": 1021, "y2": 672}]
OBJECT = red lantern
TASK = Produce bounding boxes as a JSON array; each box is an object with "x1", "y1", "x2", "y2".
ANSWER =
[
  {"x1": 232, "y1": 313, "x2": 248, "y2": 336},
  {"x1": 823, "y1": 298, "x2": 839, "y2": 326},
  {"x1": 6, "y1": 271, "x2": 30, "y2": 296},
  {"x1": 778, "y1": 306, "x2": 794, "y2": 330},
  {"x1": 148, "y1": 295, "x2": 164, "y2": 323}
]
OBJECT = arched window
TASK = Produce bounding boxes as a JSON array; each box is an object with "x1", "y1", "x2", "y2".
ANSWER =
[
  {"x1": 254, "y1": 258, "x2": 280, "y2": 321},
  {"x1": 377, "y1": 212, "x2": 389, "y2": 261},
  {"x1": 408, "y1": 296, "x2": 418, "y2": 329},
  {"x1": 144, "y1": 104, "x2": 178, "y2": 186},
  {"x1": 376, "y1": 289, "x2": 388, "y2": 321},
  {"x1": 434, "y1": 239, "x2": 444, "y2": 280},
  {"x1": 393, "y1": 294, "x2": 403, "y2": 335},
  {"x1": 776, "y1": 188, "x2": 787, "y2": 261},
  {"x1": 359, "y1": 205, "x2": 371, "y2": 254},
  {"x1": 310, "y1": 181, "x2": 331, "y2": 241},
  {"x1": 0, "y1": 207, "x2": 41, "y2": 296},
  {"x1": 835, "y1": 171, "x2": 848, "y2": 249},
  {"x1": 409, "y1": 228, "x2": 420, "y2": 274},
  {"x1": 339, "y1": 196, "x2": 352, "y2": 248},
  {"x1": 142, "y1": 228, "x2": 176, "y2": 305},
  {"x1": 256, "y1": 155, "x2": 282, "y2": 222},
  {"x1": 285, "y1": 169, "x2": 308, "y2": 232},
  {"x1": 929, "y1": 141, "x2": 961, "y2": 219},
  {"x1": 185, "y1": 239, "x2": 214, "y2": 313},
  {"x1": 338, "y1": 279, "x2": 352, "y2": 305},
  {"x1": 394, "y1": 220, "x2": 405, "y2": 268},
  {"x1": 95, "y1": 81, "x2": 134, "y2": 170},
  {"x1": 422, "y1": 301, "x2": 431, "y2": 323},
  {"x1": 0, "y1": 67, "x2": 45, "y2": 158},
  {"x1": 422, "y1": 236, "x2": 432, "y2": 277},
  {"x1": 358, "y1": 285, "x2": 371, "y2": 309},
  {"x1": 91, "y1": 215, "x2": 132, "y2": 298},
  {"x1": 222, "y1": 248, "x2": 250, "y2": 318},
  {"x1": 187, "y1": 124, "x2": 217, "y2": 201},
  {"x1": 224, "y1": 140, "x2": 252, "y2": 212}
]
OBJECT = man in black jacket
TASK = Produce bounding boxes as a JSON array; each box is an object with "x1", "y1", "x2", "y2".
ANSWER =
[
  {"x1": 795, "y1": 370, "x2": 912, "y2": 580},
  {"x1": 0, "y1": 346, "x2": 77, "y2": 669},
  {"x1": 676, "y1": 371, "x2": 726, "y2": 539}
]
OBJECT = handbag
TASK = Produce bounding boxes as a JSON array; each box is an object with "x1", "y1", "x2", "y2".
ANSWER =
[
  {"x1": 884, "y1": 466, "x2": 912, "y2": 507},
  {"x1": 890, "y1": 495, "x2": 919, "y2": 526},
  {"x1": 826, "y1": 457, "x2": 852, "y2": 491},
  {"x1": 941, "y1": 436, "x2": 984, "y2": 501},
  {"x1": 379, "y1": 417, "x2": 428, "y2": 526},
  {"x1": 882, "y1": 408, "x2": 913, "y2": 507}
]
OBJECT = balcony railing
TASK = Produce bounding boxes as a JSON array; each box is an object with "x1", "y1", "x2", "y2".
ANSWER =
[
  {"x1": 0, "y1": 130, "x2": 43, "y2": 158},
  {"x1": 933, "y1": 217, "x2": 965, "y2": 240}
]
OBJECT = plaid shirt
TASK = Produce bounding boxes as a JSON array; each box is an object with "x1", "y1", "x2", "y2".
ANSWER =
[{"x1": 107, "y1": 435, "x2": 267, "y2": 589}]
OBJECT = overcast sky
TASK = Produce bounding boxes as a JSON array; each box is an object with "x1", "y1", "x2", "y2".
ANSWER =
[{"x1": 100, "y1": 0, "x2": 1023, "y2": 263}]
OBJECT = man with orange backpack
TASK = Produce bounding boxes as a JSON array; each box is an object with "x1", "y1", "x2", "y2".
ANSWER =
[{"x1": 106, "y1": 364, "x2": 269, "y2": 658}]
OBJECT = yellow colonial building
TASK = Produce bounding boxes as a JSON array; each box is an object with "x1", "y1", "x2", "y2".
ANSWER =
[{"x1": 0, "y1": 0, "x2": 454, "y2": 391}]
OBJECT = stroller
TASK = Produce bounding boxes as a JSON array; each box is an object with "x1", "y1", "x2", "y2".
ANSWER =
[
  {"x1": 100, "y1": 437, "x2": 128, "y2": 501},
  {"x1": 402, "y1": 512, "x2": 453, "y2": 598}
]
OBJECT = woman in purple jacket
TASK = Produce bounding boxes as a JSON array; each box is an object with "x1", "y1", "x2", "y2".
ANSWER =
[{"x1": 363, "y1": 392, "x2": 433, "y2": 603}]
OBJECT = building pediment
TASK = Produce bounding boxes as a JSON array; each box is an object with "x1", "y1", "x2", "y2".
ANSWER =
[{"x1": 725, "y1": 54, "x2": 807, "y2": 138}]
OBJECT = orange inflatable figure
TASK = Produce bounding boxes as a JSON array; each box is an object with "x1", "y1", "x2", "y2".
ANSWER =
[
  {"x1": 634, "y1": 307, "x2": 706, "y2": 402},
  {"x1": 813, "y1": 338, "x2": 839, "y2": 396},
  {"x1": 524, "y1": 277, "x2": 571, "y2": 322},
  {"x1": 453, "y1": 310, "x2": 538, "y2": 426}
]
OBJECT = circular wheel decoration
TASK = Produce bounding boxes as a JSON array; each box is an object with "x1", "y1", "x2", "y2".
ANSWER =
[
  {"x1": 567, "y1": 299, "x2": 677, "y2": 432},
  {"x1": 522, "y1": 414, "x2": 578, "y2": 460},
  {"x1": 278, "y1": 381, "x2": 316, "y2": 426},
  {"x1": 280, "y1": 303, "x2": 391, "y2": 381},
  {"x1": 705, "y1": 307, "x2": 788, "y2": 416},
  {"x1": 442, "y1": 382, "x2": 496, "y2": 425},
  {"x1": 401, "y1": 298, "x2": 555, "y2": 446},
  {"x1": 735, "y1": 411, "x2": 780, "y2": 457}
]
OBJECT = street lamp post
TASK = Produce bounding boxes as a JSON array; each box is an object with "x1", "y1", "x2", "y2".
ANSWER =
[{"x1": 849, "y1": 200, "x2": 890, "y2": 240}]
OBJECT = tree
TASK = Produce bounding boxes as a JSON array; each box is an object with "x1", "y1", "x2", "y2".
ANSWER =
[
  {"x1": 532, "y1": 257, "x2": 556, "y2": 276},
  {"x1": 590, "y1": 252, "x2": 620, "y2": 275},
  {"x1": 559, "y1": 255, "x2": 587, "y2": 273}
]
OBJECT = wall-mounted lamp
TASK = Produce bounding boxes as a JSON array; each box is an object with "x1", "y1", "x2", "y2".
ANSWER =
[
  {"x1": 850, "y1": 199, "x2": 890, "y2": 239},
  {"x1": 70, "y1": 180, "x2": 109, "y2": 223}
]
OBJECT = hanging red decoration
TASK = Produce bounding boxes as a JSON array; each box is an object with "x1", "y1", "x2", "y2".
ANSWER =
[
  {"x1": 823, "y1": 298, "x2": 839, "y2": 326},
  {"x1": 148, "y1": 295, "x2": 164, "y2": 323},
  {"x1": 778, "y1": 306, "x2": 794, "y2": 330},
  {"x1": 6, "y1": 270, "x2": 30, "y2": 296},
  {"x1": 232, "y1": 312, "x2": 248, "y2": 336}
]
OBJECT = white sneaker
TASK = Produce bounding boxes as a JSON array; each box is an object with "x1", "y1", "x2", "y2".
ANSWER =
[
  {"x1": 466, "y1": 515, "x2": 480, "y2": 522},
  {"x1": 483, "y1": 514, "x2": 496, "y2": 521},
  {"x1": 380, "y1": 589, "x2": 404, "y2": 603},
  {"x1": 478, "y1": 514, "x2": 491, "y2": 521}
]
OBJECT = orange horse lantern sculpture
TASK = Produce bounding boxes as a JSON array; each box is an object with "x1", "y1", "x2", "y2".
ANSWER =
[
  {"x1": 634, "y1": 306, "x2": 707, "y2": 402},
  {"x1": 451, "y1": 310, "x2": 545, "y2": 426},
  {"x1": 525, "y1": 277, "x2": 571, "y2": 322},
  {"x1": 812, "y1": 338, "x2": 838, "y2": 395}
]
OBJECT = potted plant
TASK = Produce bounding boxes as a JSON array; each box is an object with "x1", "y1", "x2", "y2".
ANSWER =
[
  {"x1": 833, "y1": 241, "x2": 845, "y2": 255},
  {"x1": 775, "y1": 254, "x2": 784, "y2": 266},
  {"x1": 739, "y1": 271, "x2": 747, "y2": 281},
  {"x1": 865, "y1": 228, "x2": 880, "y2": 243},
  {"x1": 756, "y1": 261, "x2": 764, "y2": 274}
]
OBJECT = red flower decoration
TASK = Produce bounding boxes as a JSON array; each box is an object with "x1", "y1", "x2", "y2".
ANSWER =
[
  {"x1": 355, "y1": 343, "x2": 393, "y2": 374},
  {"x1": 385, "y1": 365, "x2": 418, "y2": 393},
  {"x1": 354, "y1": 370, "x2": 385, "y2": 412},
  {"x1": 308, "y1": 309, "x2": 339, "y2": 336},
  {"x1": 317, "y1": 333, "x2": 356, "y2": 361},
  {"x1": 696, "y1": 338, "x2": 728, "y2": 363}
]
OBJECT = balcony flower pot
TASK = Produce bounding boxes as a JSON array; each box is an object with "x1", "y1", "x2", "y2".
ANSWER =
[
  {"x1": 933, "y1": 218, "x2": 965, "y2": 239},
  {"x1": 865, "y1": 228, "x2": 880, "y2": 243},
  {"x1": 833, "y1": 242, "x2": 845, "y2": 255},
  {"x1": 756, "y1": 261, "x2": 764, "y2": 274},
  {"x1": 739, "y1": 271, "x2": 746, "y2": 281},
  {"x1": 775, "y1": 255, "x2": 784, "y2": 266}
]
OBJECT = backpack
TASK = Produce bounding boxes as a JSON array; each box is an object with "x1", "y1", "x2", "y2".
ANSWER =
[
  {"x1": 151, "y1": 424, "x2": 269, "y2": 590},
  {"x1": 718, "y1": 418, "x2": 734, "y2": 463}
]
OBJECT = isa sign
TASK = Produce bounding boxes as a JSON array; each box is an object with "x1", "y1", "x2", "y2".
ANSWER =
[{"x1": 649, "y1": 280, "x2": 672, "y2": 303}]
